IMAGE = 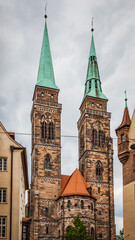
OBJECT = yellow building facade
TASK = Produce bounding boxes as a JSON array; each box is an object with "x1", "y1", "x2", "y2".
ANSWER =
[{"x1": 0, "y1": 122, "x2": 29, "y2": 240}]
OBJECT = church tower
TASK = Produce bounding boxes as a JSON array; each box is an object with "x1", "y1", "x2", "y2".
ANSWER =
[
  {"x1": 30, "y1": 14, "x2": 62, "y2": 239},
  {"x1": 77, "y1": 27, "x2": 116, "y2": 239}
]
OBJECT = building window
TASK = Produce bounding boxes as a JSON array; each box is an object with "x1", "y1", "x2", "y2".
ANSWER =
[
  {"x1": 91, "y1": 227, "x2": 94, "y2": 240},
  {"x1": 0, "y1": 217, "x2": 6, "y2": 238},
  {"x1": 121, "y1": 133, "x2": 125, "y2": 142},
  {"x1": 92, "y1": 129, "x2": 97, "y2": 146},
  {"x1": 89, "y1": 80, "x2": 91, "y2": 90},
  {"x1": 98, "y1": 187, "x2": 100, "y2": 194},
  {"x1": 81, "y1": 200, "x2": 84, "y2": 209},
  {"x1": 80, "y1": 126, "x2": 84, "y2": 151},
  {"x1": 96, "y1": 161, "x2": 103, "y2": 178},
  {"x1": 95, "y1": 80, "x2": 97, "y2": 89},
  {"x1": 99, "y1": 233, "x2": 102, "y2": 238},
  {"x1": 48, "y1": 122, "x2": 54, "y2": 140},
  {"x1": 0, "y1": 189, "x2": 6, "y2": 203},
  {"x1": 0, "y1": 158, "x2": 7, "y2": 171},
  {"x1": 41, "y1": 121, "x2": 47, "y2": 139},
  {"x1": 67, "y1": 200, "x2": 71, "y2": 209},
  {"x1": 45, "y1": 208, "x2": 48, "y2": 217},
  {"x1": 88, "y1": 187, "x2": 92, "y2": 195},
  {"x1": 45, "y1": 155, "x2": 51, "y2": 170},
  {"x1": 91, "y1": 202, "x2": 93, "y2": 211},
  {"x1": 81, "y1": 163, "x2": 84, "y2": 177},
  {"x1": 46, "y1": 226, "x2": 49, "y2": 234},
  {"x1": 58, "y1": 229, "x2": 60, "y2": 237}
]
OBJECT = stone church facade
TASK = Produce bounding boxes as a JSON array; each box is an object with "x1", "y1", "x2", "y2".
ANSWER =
[{"x1": 29, "y1": 15, "x2": 116, "y2": 240}]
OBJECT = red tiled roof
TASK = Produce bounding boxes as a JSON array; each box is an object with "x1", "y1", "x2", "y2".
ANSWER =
[
  {"x1": 61, "y1": 168, "x2": 90, "y2": 197},
  {"x1": 116, "y1": 107, "x2": 131, "y2": 131},
  {"x1": 61, "y1": 175, "x2": 70, "y2": 192}
]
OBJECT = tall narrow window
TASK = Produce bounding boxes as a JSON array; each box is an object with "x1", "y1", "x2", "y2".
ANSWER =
[
  {"x1": 89, "y1": 80, "x2": 91, "y2": 90},
  {"x1": 99, "y1": 130, "x2": 104, "y2": 147},
  {"x1": 80, "y1": 126, "x2": 84, "y2": 150},
  {"x1": 0, "y1": 217, "x2": 6, "y2": 238},
  {"x1": 48, "y1": 122, "x2": 54, "y2": 140},
  {"x1": 46, "y1": 226, "x2": 49, "y2": 234},
  {"x1": 0, "y1": 189, "x2": 6, "y2": 203},
  {"x1": 41, "y1": 122, "x2": 47, "y2": 139},
  {"x1": 45, "y1": 155, "x2": 51, "y2": 170},
  {"x1": 45, "y1": 208, "x2": 48, "y2": 217},
  {"x1": 88, "y1": 187, "x2": 92, "y2": 195},
  {"x1": 96, "y1": 161, "x2": 103, "y2": 178},
  {"x1": 67, "y1": 200, "x2": 71, "y2": 209},
  {"x1": 81, "y1": 200, "x2": 84, "y2": 209},
  {"x1": 92, "y1": 129, "x2": 97, "y2": 146},
  {"x1": 0, "y1": 158, "x2": 7, "y2": 171},
  {"x1": 95, "y1": 80, "x2": 97, "y2": 89},
  {"x1": 91, "y1": 227, "x2": 95, "y2": 240},
  {"x1": 121, "y1": 133, "x2": 125, "y2": 142}
]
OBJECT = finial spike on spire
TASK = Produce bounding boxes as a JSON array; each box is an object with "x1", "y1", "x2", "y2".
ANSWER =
[
  {"x1": 91, "y1": 17, "x2": 94, "y2": 32},
  {"x1": 124, "y1": 90, "x2": 128, "y2": 108},
  {"x1": 44, "y1": 3, "x2": 48, "y2": 19}
]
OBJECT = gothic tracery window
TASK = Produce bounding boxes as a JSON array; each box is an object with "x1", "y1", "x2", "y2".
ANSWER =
[
  {"x1": 45, "y1": 155, "x2": 51, "y2": 170},
  {"x1": 96, "y1": 161, "x2": 103, "y2": 178},
  {"x1": 92, "y1": 129, "x2": 97, "y2": 146},
  {"x1": 41, "y1": 121, "x2": 47, "y2": 139},
  {"x1": 48, "y1": 122, "x2": 54, "y2": 140},
  {"x1": 80, "y1": 126, "x2": 84, "y2": 150}
]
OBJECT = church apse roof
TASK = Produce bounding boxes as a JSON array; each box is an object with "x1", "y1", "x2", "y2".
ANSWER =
[{"x1": 61, "y1": 168, "x2": 95, "y2": 199}]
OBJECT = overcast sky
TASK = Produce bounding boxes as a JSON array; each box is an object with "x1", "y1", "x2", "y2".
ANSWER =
[{"x1": 1, "y1": 0, "x2": 135, "y2": 235}]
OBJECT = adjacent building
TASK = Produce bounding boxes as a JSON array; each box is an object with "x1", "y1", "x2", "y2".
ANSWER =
[
  {"x1": 116, "y1": 95, "x2": 135, "y2": 240},
  {"x1": 29, "y1": 14, "x2": 116, "y2": 240},
  {"x1": 0, "y1": 122, "x2": 29, "y2": 240}
]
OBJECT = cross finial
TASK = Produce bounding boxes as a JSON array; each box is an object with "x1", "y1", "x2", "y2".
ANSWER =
[
  {"x1": 91, "y1": 17, "x2": 94, "y2": 32},
  {"x1": 124, "y1": 90, "x2": 128, "y2": 108},
  {"x1": 44, "y1": 3, "x2": 48, "y2": 19}
]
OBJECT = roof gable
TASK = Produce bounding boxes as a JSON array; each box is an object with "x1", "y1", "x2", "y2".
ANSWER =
[{"x1": 61, "y1": 168, "x2": 90, "y2": 197}]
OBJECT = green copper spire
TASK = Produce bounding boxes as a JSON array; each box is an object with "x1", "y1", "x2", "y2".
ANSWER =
[
  {"x1": 36, "y1": 15, "x2": 59, "y2": 90},
  {"x1": 81, "y1": 26, "x2": 107, "y2": 105},
  {"x1": 124, "y1": 90, "x2": 128, "y2": 108}
]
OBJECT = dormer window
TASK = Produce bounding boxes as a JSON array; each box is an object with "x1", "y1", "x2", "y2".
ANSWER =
[
  {"x1": 121, "y1": 133, "x2": 125, "y2": 142},
  {"x1": 95, "y1": 80, "x2": 97, "y2": 89}
]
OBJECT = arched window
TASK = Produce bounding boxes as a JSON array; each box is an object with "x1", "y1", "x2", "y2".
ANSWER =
[
  {"x1": 96, "y1": 161, "x2": 103, "y2": 178},
  {"x1": 45, "y1": 207, "x2": 48, "y2": 216},
  {"x1": 67, "y1": 200, "x2": 71, "y2": 209},
  {"x1": 48, "y1": 122, "x2": 54, "y2": 140},
  {"x1": 99, "y1": 130, "x2": 105, "y2": 147},
  {"x1": 41, "y1": 121, "x2": 47, "y2": 139},
  {"x1": 91, "y1": 227, "x2": 94, "y2": 240},
  {"x1": 45, "y1": 155, "x2": 51, "y2": 170},
  {"x1": 58, "y1": 229, "x2": 60, "y2": 237},
  {"x1": 92, "y1": 129, "x2": 97, "y2": 146},
  {"x1": 81, "y1": 200, "x2": 84, "y2": 209},
  {"x1": 80, "y1": 126, "x2": 84, "y2": 150}
]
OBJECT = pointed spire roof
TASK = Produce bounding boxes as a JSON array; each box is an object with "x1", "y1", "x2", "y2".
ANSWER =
[
  {"x1": 36, "y1": 16, "x2": 59, "y2": 90},
  {"x1": 116, "y1": 92, "x2": 131, "y2": 132},
  {"x1": 61, "y1": 168, "x2": 91, "y2": 197},
  {"x1": 81, "y1": 28, "x2": 107, "y2": 106}
]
